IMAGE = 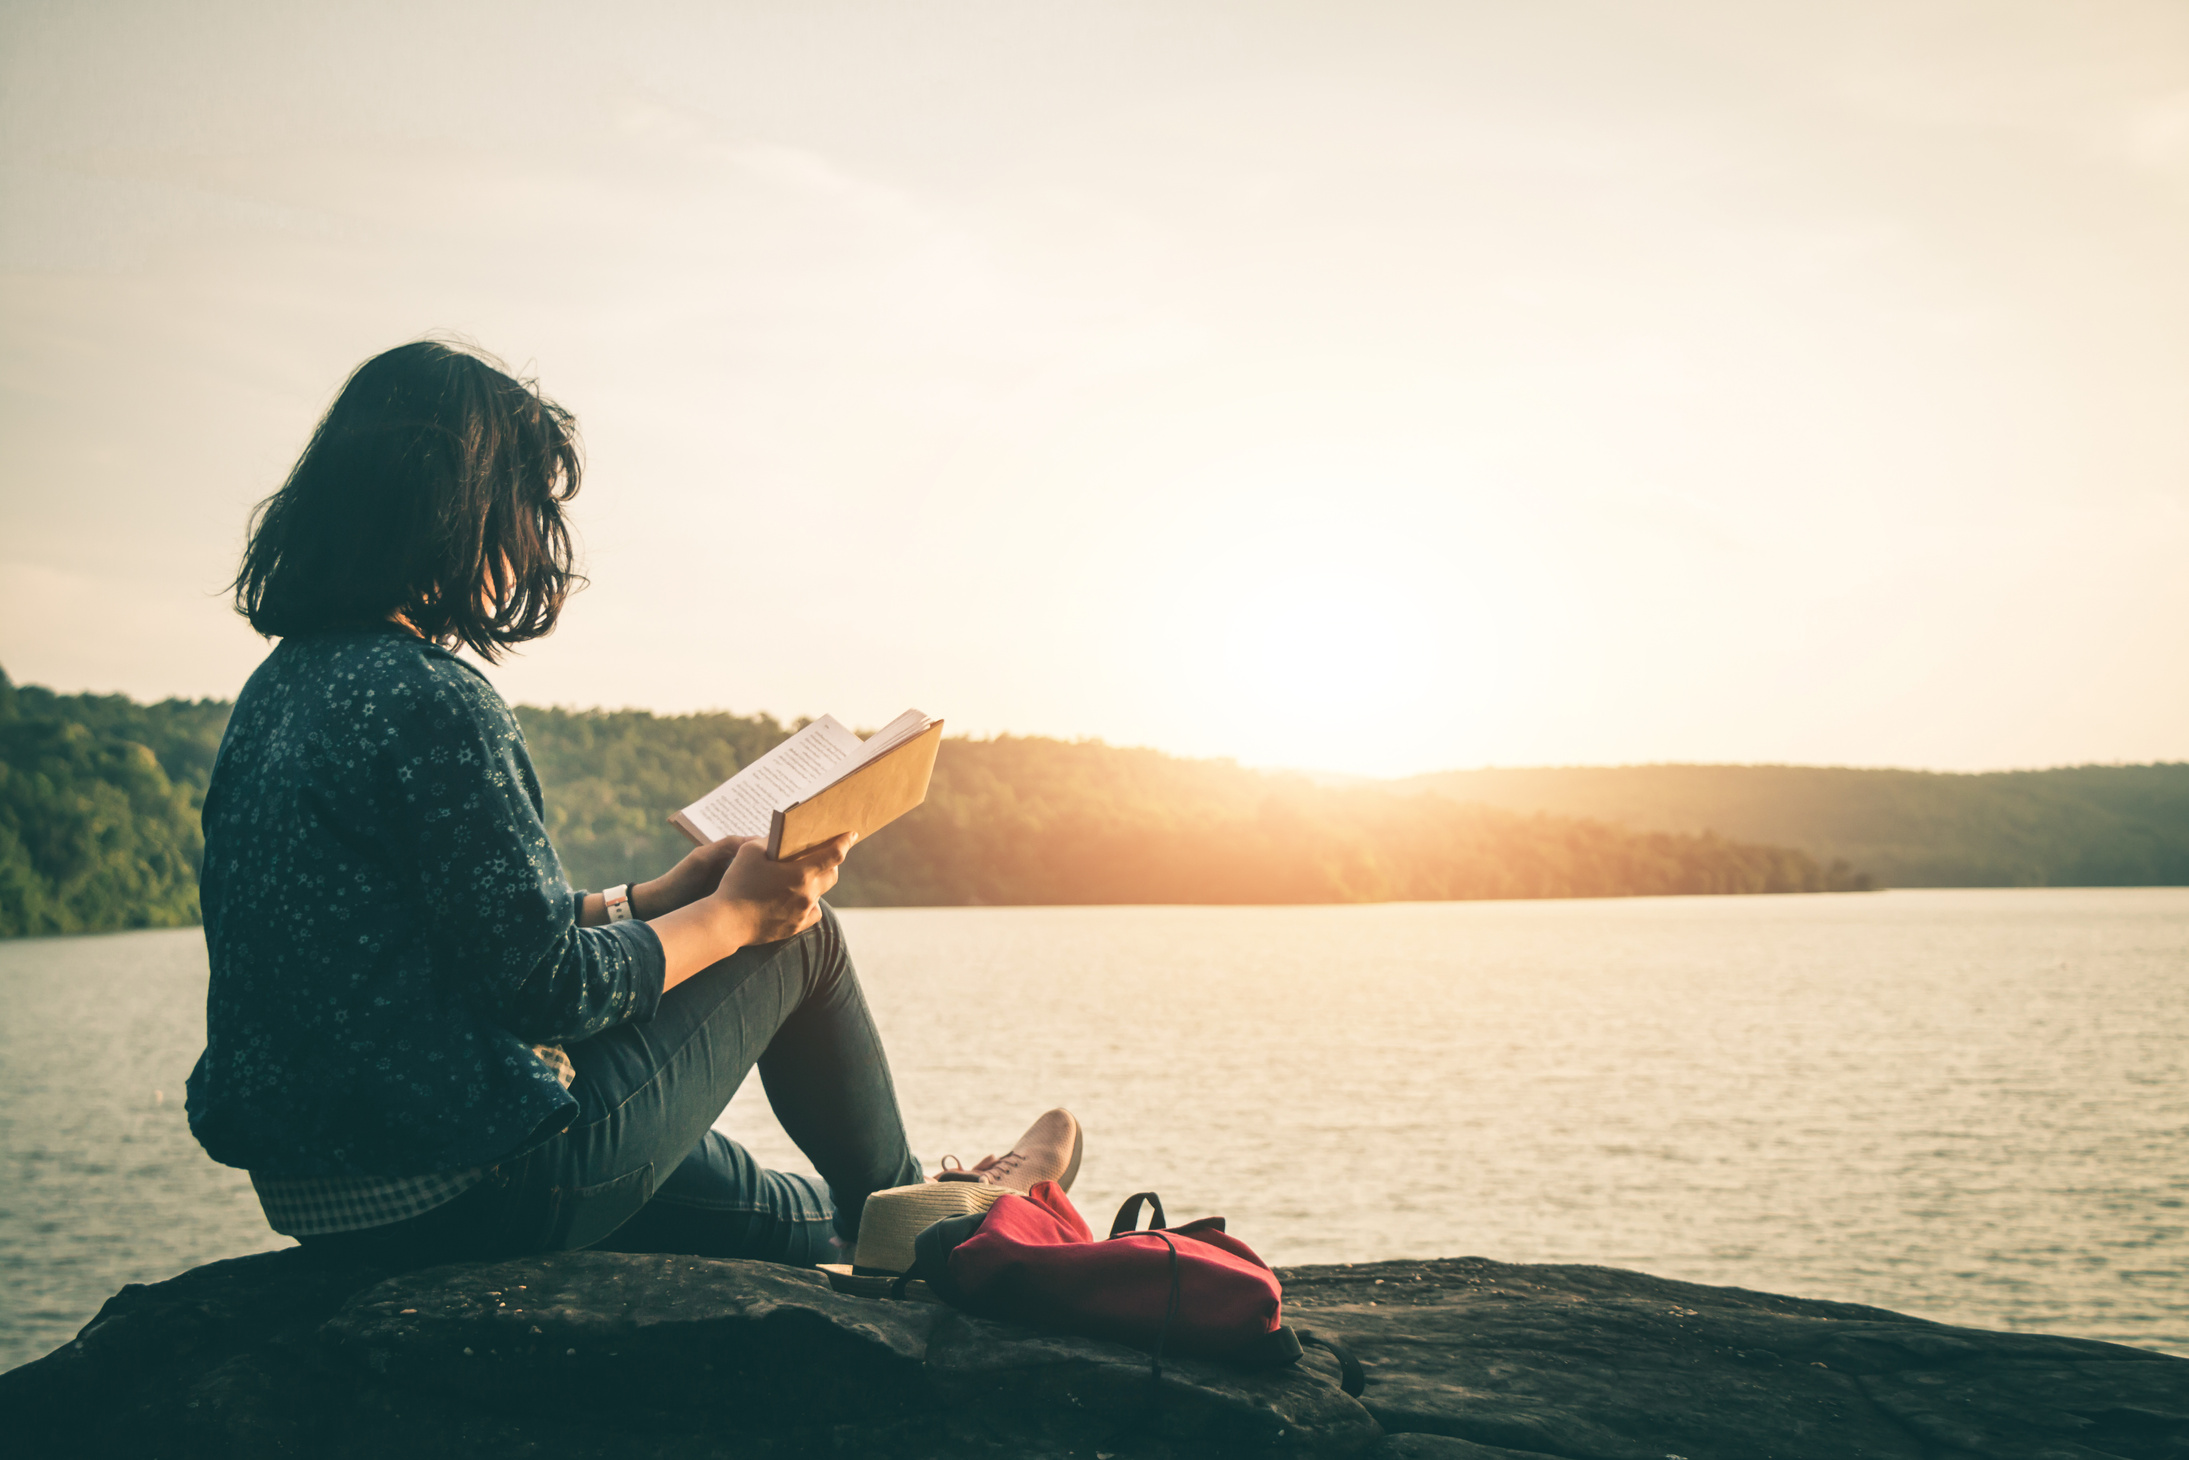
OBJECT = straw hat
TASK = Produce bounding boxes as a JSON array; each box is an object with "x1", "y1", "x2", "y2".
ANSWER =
[{"x1": 848, "y1": 1180, "x2": 1006, "y2": 1275}]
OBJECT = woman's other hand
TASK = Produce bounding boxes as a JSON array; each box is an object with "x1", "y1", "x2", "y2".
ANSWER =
[
  {"x1": 713, "y1": 833, "x2": 855, "y2": 944},
  {"x1": 634, "y1": 835, "x2": 753, "y2": 918}
]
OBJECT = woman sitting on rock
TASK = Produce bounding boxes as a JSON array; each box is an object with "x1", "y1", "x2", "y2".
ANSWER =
[{"x1": 185, "y1": 339, "x2": 1079, "y2": 1267}]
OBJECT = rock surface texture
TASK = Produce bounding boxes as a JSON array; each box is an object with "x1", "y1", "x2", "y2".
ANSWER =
[{"x1": 2, "y1": 1250, "x2": 2183, "y2": 1459}]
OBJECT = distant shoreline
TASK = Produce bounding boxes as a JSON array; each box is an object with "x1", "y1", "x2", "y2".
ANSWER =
[{"x1": 12, "y1": 667, "x2": 2184, "y2": 939}]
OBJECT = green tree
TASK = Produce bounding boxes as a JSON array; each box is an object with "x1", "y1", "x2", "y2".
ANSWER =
[{"x1": 0, "y1": 672, "x2": 205, "y2": 936}]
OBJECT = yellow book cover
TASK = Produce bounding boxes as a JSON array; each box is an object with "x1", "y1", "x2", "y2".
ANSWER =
[{"x1": 670, "y1": 709, "x2": 942, "y2": 860}]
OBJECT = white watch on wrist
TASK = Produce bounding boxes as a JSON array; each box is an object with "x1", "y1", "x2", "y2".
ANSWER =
[{"x1": 604, "y1": 884, "x2": 635, "y2": 923}]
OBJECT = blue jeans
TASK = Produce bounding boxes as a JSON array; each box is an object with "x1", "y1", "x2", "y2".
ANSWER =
[{"x1": 303, "y1": 905, "x2": 923, "y2": 1267}]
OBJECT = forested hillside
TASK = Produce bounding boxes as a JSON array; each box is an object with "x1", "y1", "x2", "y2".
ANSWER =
[
  {"x1": 0, "y1": 671, "x2": 1867, "y2": 936},
  {"x1": 14, "y1": 662, "x2": 2182, "y2": 941},
  {"x1": 506, "y1": 708, "x2": 1872, "y2": 905},
  {"x1": 1403, "y1": 764, "x2": 2189, "y2": 888},
  {"x1": 0, "y1": 671, "x2": 226, "y2": 937},
  {"x1": 807, "y1": 735, "x2": 1865, "y2": 907}
]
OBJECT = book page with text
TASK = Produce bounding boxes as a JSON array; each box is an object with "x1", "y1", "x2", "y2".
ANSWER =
[{"x1": 676, "y1": 716, "x2": 862, "y2": 842}]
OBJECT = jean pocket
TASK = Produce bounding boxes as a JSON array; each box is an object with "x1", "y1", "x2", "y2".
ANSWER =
[{"x1": 541, "y1": 1162, "x2": 656, "y2": 1251}]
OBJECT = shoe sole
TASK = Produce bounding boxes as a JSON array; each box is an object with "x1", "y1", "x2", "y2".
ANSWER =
[{"x1": 1059, "y1": 1111, "x2": 1083, "y2": 1193}]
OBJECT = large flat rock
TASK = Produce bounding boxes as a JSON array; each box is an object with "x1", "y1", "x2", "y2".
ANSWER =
[
  {"x1": 2, "y1": 1248, "x2": 2183, "y2": 1458},
  {"x1": 1279, "y1": 1257, "x2": 2189, "y2": 1460}
]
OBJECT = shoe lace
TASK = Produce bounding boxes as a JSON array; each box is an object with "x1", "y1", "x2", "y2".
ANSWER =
[{"x1": 935, "y1": 1152, "x2": 1024, "y2": 1185}]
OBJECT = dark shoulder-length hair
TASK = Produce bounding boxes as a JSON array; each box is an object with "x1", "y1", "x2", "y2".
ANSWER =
[{"x1": 233, "y1": 340, "x2": 584, "y2": 662}]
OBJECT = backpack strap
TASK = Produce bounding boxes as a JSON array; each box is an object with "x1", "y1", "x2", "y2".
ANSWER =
[
  {"x1": 1144, "y1": 1229, "x2": 1182, "y2": 1385},
  {"x1": 1238, "y1": 1323, "x2": 1304, "y2": 1368},
  {"x1": 1292, "y1": 1327, "x2": 1366, "y2": 1397},
  {"x1": 1109, "y1": 1191, "x2": 1168, "y2": 1237},
  {"x1": 1224, "y1": 1324, "x2": 1362, "y2": 1397}
]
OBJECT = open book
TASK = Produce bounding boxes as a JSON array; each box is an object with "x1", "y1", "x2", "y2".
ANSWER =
[{"x1": 669, "y1": 709, "x2": 943, "y2": 861}]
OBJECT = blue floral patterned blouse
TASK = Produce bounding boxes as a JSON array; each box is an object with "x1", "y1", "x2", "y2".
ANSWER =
[{"x1": 186, "y1": 628, "x2": 664, "y2": 1178}]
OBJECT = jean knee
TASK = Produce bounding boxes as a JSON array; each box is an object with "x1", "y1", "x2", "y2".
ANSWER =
[{"x1": 802, "y1": 901, "x2": 855, "y2": 995}]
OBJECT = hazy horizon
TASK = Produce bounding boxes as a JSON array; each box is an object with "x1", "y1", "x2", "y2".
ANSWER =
[
  {"x1": 5, "y1": 1, "x2": 2186, "y2": 778},
  {"x1": 11, "y1": 659, "x2": 2181, "y2": 784}
]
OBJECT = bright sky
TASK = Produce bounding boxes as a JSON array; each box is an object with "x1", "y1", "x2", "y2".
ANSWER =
[{"x1": 3, "y1": 1, "x2": 2185, "y2": 777}]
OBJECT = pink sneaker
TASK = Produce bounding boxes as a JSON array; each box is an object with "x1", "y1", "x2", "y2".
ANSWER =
[{"x1": 933, "y1": 1108, "x2": 1083, "y2": 1193}]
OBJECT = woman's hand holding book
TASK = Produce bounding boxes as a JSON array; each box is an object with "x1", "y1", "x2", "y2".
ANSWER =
[
  {"x1": 649, "y1": 832, "x2": 857, "y2": 992},
  {"x1": 717, "y1": 834, "x2": 854, "y2": 943}
]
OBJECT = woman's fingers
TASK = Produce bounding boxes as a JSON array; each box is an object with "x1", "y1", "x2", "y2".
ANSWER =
[
  {"x1": 792, "y1": 831, "x2": 857, "y2": 869},
  {"x1": 758, "y1": 835, "x2": 847, "y2": 935},
  {"x1": 781, "y1": 833, "x2": 853, "y2": 898},
  {"x1": 714, "y1": 831, "x2": 858, "y2": 940}
]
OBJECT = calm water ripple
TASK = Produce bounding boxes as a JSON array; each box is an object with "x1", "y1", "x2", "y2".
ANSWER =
[{"x1": 3, "y1": 887, "x2": 2184, "y2": 1372}]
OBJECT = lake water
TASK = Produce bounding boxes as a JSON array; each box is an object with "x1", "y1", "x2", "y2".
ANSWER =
[{"x1": 3, "y1": 888, "x2": 2184, "y2": 1373}]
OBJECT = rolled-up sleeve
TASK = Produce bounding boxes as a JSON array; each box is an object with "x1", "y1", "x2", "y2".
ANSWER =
[
  {"x1": 475, "y1": 897, "x2": 665, "y2": 1044},
  {"x1": 388, "y1": 663, "x2": 666, "y2": 1044}
]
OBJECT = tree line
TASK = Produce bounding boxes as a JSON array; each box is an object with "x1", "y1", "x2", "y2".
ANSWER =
[
  {"x1": 1406, "y1": 762, "x2": 2189, "y2": 888},
  {"x1": 0, "y1": 669, "x2": 1871, "y2": 938},
  {"x1": 0, "y1": 670, "x2": 227, "y2": 937},
  {"x1": 810, "y1": 733, "x2": 1871, "y2": 908}
]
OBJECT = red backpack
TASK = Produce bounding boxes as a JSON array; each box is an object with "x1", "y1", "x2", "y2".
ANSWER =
[{"x1": 900, "y1": 1181, "x2": 1360, "y2": 1392}]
